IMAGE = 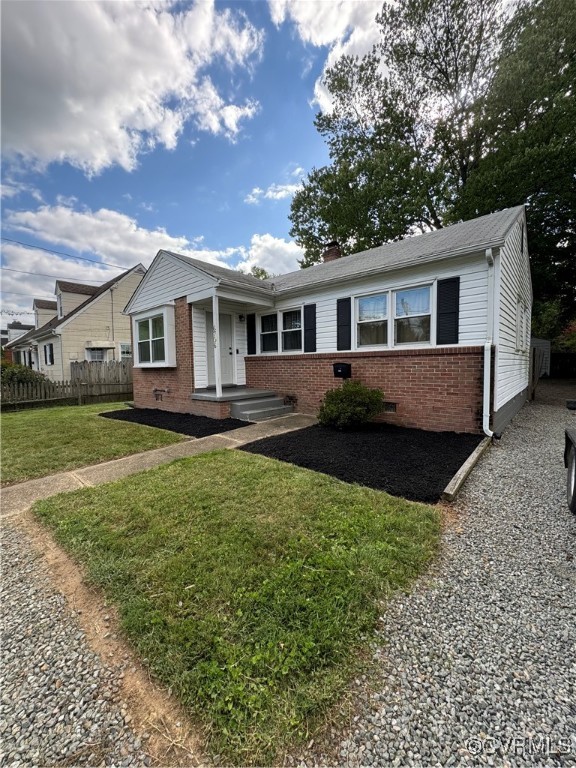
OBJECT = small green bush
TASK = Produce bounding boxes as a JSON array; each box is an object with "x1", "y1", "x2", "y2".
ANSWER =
[
  {"x1": 318, "y1": 379, "x2": 384, "y2": 429},
  {"x1": 1, "y1": 361, "x2": 47, "y2": 385}
]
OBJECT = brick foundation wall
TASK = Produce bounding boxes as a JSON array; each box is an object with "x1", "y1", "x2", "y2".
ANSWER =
[
  {"x1": 245, "y1": 347, "x2": 485, "y2": 433},
  {"x1": 133, "y1": 297, "x2": 196, "y2": 413}
]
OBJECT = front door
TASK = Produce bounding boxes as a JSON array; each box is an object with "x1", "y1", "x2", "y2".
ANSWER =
[{"x1": 206, "y1": 312, "x2": 234, "y2": 386}]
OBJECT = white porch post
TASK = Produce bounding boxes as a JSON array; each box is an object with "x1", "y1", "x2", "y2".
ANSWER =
[{"x1": 212, "y1": 293, "x2": 223, "y2": 397}]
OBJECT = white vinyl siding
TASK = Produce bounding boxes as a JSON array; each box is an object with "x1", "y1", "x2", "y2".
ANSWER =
[
  {"x1": 494, "y1": 221, "x2": 532, "y2": 410},
  {"x1": 128, "y1": 253, "x2": 214, "y2": 314},
  {"x1": 271, "y1": 255, "x2": 488, "y2": 353},
  {"x1": 192, "y1": 306, "x2": 208, "y2": 389}
]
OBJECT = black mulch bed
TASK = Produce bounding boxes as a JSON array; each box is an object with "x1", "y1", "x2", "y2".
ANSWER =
[
  {"x1": 100, "y1": 408, "x2": 251, "y2": 437},
  {"x1": 240, "y1": 424, "x2": 483, "y2": 504}
]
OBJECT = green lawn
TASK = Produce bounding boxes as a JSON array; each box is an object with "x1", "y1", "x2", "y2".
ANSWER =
[
  {"x1": 34, "y1": 449, "x2": 440, "y2": 764},
  {"x1": 1, "y1": 403, "x2": 183, "y2": 485}
]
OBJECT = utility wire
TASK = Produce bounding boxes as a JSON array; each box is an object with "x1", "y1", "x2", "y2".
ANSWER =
[
  {"x1": 0, "y1": 237, "x2": 126, "y2": 271},
  {"x1": 0, "y1": 266, "x2": 106, "y2": 283},
  {"x1": 1, "y1": 290, "x2": 54, "y2": 298}
]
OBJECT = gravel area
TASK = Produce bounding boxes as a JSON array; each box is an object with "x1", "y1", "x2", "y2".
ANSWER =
[
  {"x1": 305, "y1": 381, "x2": 576, "y2": 766},
  {"x1": 0, "y1": 524, "x2": 150, "y2": 767}
]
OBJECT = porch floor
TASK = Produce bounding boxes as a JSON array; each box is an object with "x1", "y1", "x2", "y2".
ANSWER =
[{"x1": 191, "y1": 386, "x2": 276, "y2": 403}]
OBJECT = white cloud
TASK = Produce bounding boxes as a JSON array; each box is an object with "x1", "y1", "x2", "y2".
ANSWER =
[
  {"x1": 0, "y1": 180, "x2": 43, "y2": 202},
  {"x1": 268, "y1": 0, "x2": 382, "y2": 112},
  {"x1": 237, "y1": 233, "x2": 303, "y2": 274},
  {"x1": 244, "y1": 182, "x2": 301, "y2": 205},
  {"x1": 1, "y1": 205, "x2": 302, "y2": 324},
  {"x1": 3, "y1": 205, "x2": 242, "y2": 270},
  {"x1": 0, "y1": 241, "x2": 120, "y2": 322},
  {"x1": 1, "y1": 1, "x2": 264, "y2": 175}
]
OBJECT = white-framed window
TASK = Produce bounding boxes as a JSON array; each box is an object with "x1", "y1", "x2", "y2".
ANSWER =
[
  {"x1": 357, "y1": 293, "x2": 388, "y2": 347},
  {"x1": 258, "y1": 309, "x2": 303, "y2": 353},
  {"x1": 260, "y1": 313, "x2": 278, "y2": 352},
  {"x1": 120, "y1": 342, "x2": 132, "y2": 360},
  {"x1": 282, "y1": 309, "x2": 302, "y2": 351},
  {"x1": 131, "y1": 305, "x2": 176, "y2": 367},
  {"x1": 43, "y1": 342, "x2": 54, "y2": 366},
  {"x1": 355, "y1": 284, "x2": 432, "y2": 348},
  {"x1": 57, "y1": 294, "x2": 63, "y2": 319},
  {"x1": 137, "y1": 315, "x2": 165, "y2": 363},
  {"x1": 394, "y1": 286, "x2": 431, "y2": 344},
  {"x1": 88, "y1": 347, "x2": 106, "y2": 362}
]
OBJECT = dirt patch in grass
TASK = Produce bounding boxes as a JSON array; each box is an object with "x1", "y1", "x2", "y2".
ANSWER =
[
  {"x1": 240, "y1": 424, "x2": 483, "y2": 503},
  {"x1": 100, "y1": 408, "x2": 250, "y2": 437},
  {"x1": 16, "y1": 512, "x2": 203, "y2": 767}
]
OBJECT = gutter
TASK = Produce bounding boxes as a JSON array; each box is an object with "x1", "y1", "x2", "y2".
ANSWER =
[{"x1": 483, "y1": 248, "x2": 500, "y2": 439}]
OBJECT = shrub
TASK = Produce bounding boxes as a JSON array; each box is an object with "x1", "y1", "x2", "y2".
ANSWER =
[
  {"x1": 1, "y1": 361, "x2": 47, "y2": 385},
  {"x1": 318, "y1": 379, "x2": 384, "y2": 429}
]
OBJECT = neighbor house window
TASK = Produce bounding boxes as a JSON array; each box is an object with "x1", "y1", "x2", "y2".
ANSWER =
[
  {"x1": 260, "y1": 313, "x2": 278, "y2": 352},
  {"x1": 137, "y1": 314, "x2": 165, "y2": 363},
  {"x1": 43, "y1": 342, "x2": 54, "y2": 366},
  {"x1": 57, "y1": 294, "x2": 63, "y2": 318},
  {"x1": 357, "y1": 293, "x2": 388, "y2": 346},
  {"x1": 282, "y1": 310, "x2": 302, "y2": 351},
  {"x1": 88, "y1": 348, "x2": 106, "y2": 362},
  {"x1": 120, "y1": 343, "x2": 132, "y2": 359},
  {"x1": 394, "y1": 286, "x2": 431, "y2": 344}
]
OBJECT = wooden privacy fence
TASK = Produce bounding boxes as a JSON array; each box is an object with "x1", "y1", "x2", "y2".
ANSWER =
[
  {"x1": 2, "y1": 363, "x2": 134, "y2": 409},
  {"x1": 70, "y1": 359, "x2": 133, "y2": 385},
  {"x1": 1, "y1": 379, "x2": 133, "y2": 409}
]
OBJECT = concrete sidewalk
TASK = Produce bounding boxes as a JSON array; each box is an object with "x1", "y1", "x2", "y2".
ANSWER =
[{"x1": 1, "y1": 413, "x2": 315, "y2": 518}]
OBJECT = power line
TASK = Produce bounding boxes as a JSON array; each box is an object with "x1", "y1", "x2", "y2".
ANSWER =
[
  {"x1": 1, "y1": 290, "x2": 54, "y2": 298},
  {"x1": 0, "y1": 266, "x2": 106, "y2": 283},
  {"x1": 0, "y1": 237, "x2": 127, "y2": 271},
  {"x1": 1, "y1": 309, "x2": 35, "y2": 315}
]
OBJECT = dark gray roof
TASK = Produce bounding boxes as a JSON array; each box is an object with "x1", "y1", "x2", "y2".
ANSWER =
[
  {"x1": 33, "y1": 299, "x2": 57, "y2": 310},
  {"x1": 160, "y1": 206, "x2": 523, "y2": 300},
  {"x1": 271, "y1": 206, "x2": 524, "y2": 293},
  {"x1": 162, "y1": 251, "x2": 273, "y2": 294},
  {"x1": 55, "y1": 280, "x2": 99, "y2": 296},
  {"x1": 6, "y1": 266, "x2": 145, "y2": 348},
  {"x1": 7, "y1": 321, "x2": 34, "y2": 330}
]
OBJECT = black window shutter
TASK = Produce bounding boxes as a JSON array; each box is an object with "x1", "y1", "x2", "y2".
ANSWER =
[
  {"x1": 247, "y1": 313, "x2": 256, "y2": 355},
  {"x1": 303, "y1": 304, "x2": 316, "y2": 352},
  {"x1": 49, "y1": 344, "x2": 54, "y2": 365},
  {"x1": 44, "y1": 345, "x2": 48, "y2": 364},
  {"x1": 436, "y1": 277, "x2": 460, "y2": 345},
  {"x1": 337, "y1": 297, "x2": 352, "y2": 350}
]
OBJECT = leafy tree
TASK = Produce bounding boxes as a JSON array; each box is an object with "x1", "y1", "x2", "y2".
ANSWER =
[
  {"x1": 248, "y1": 265, "x2": 272, "y2": 280},
  {"x1": 290, "y1": 0, "x2": 503, "y2": 266},
  {"x1": 289, "y1": 0, "x2": 575, "y2": 327},
  {"x1": 456, "y1": 0, "x2": 576, "y2": 322}
]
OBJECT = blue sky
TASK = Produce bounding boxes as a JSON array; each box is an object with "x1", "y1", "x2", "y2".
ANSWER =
[{"x1": 1, "y1": 0, "x2": 382, "y2": 325}]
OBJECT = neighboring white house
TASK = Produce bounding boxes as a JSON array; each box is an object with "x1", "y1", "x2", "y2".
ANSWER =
[
  {"x1": 125, "y1": 206, "x2": 532, "y2": 435},
  {"x1": 7, "y1": 265, "x2": 146, "y2": 381}
]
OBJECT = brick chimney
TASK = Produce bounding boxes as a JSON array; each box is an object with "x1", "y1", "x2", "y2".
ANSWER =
[{"x1": 322, "y1": 240, "x2": 342, "y2": 263}]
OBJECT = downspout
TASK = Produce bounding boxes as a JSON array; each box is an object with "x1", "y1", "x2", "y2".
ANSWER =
[{"x1": 483, "y1": 248, "x2": 498, "y2": 439}]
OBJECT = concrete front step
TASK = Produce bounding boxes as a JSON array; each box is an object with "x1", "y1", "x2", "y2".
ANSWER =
[
  {"x1": 235, "y1": 404, "x2": 294, "y2": 422},
  {"x1": 230, "y1": 396, "x2": 292, "y2": 421}
]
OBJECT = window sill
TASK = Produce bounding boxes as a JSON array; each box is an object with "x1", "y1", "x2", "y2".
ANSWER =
[{"x1": 133, "y1": 362, "x2": 177, "y2": 369}]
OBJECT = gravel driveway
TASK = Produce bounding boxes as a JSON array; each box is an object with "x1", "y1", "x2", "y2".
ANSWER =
[
  {"x1": 317, "y1": 381, "x2": 576, "y2": 766},
  {"x1": 0, "y1": 524, "x2": 150, "y2": 767}
]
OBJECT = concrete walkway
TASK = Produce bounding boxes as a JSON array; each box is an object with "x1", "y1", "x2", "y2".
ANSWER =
[{"x1": 1, "y1": 413, "x2": 316, "y2": 518}]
